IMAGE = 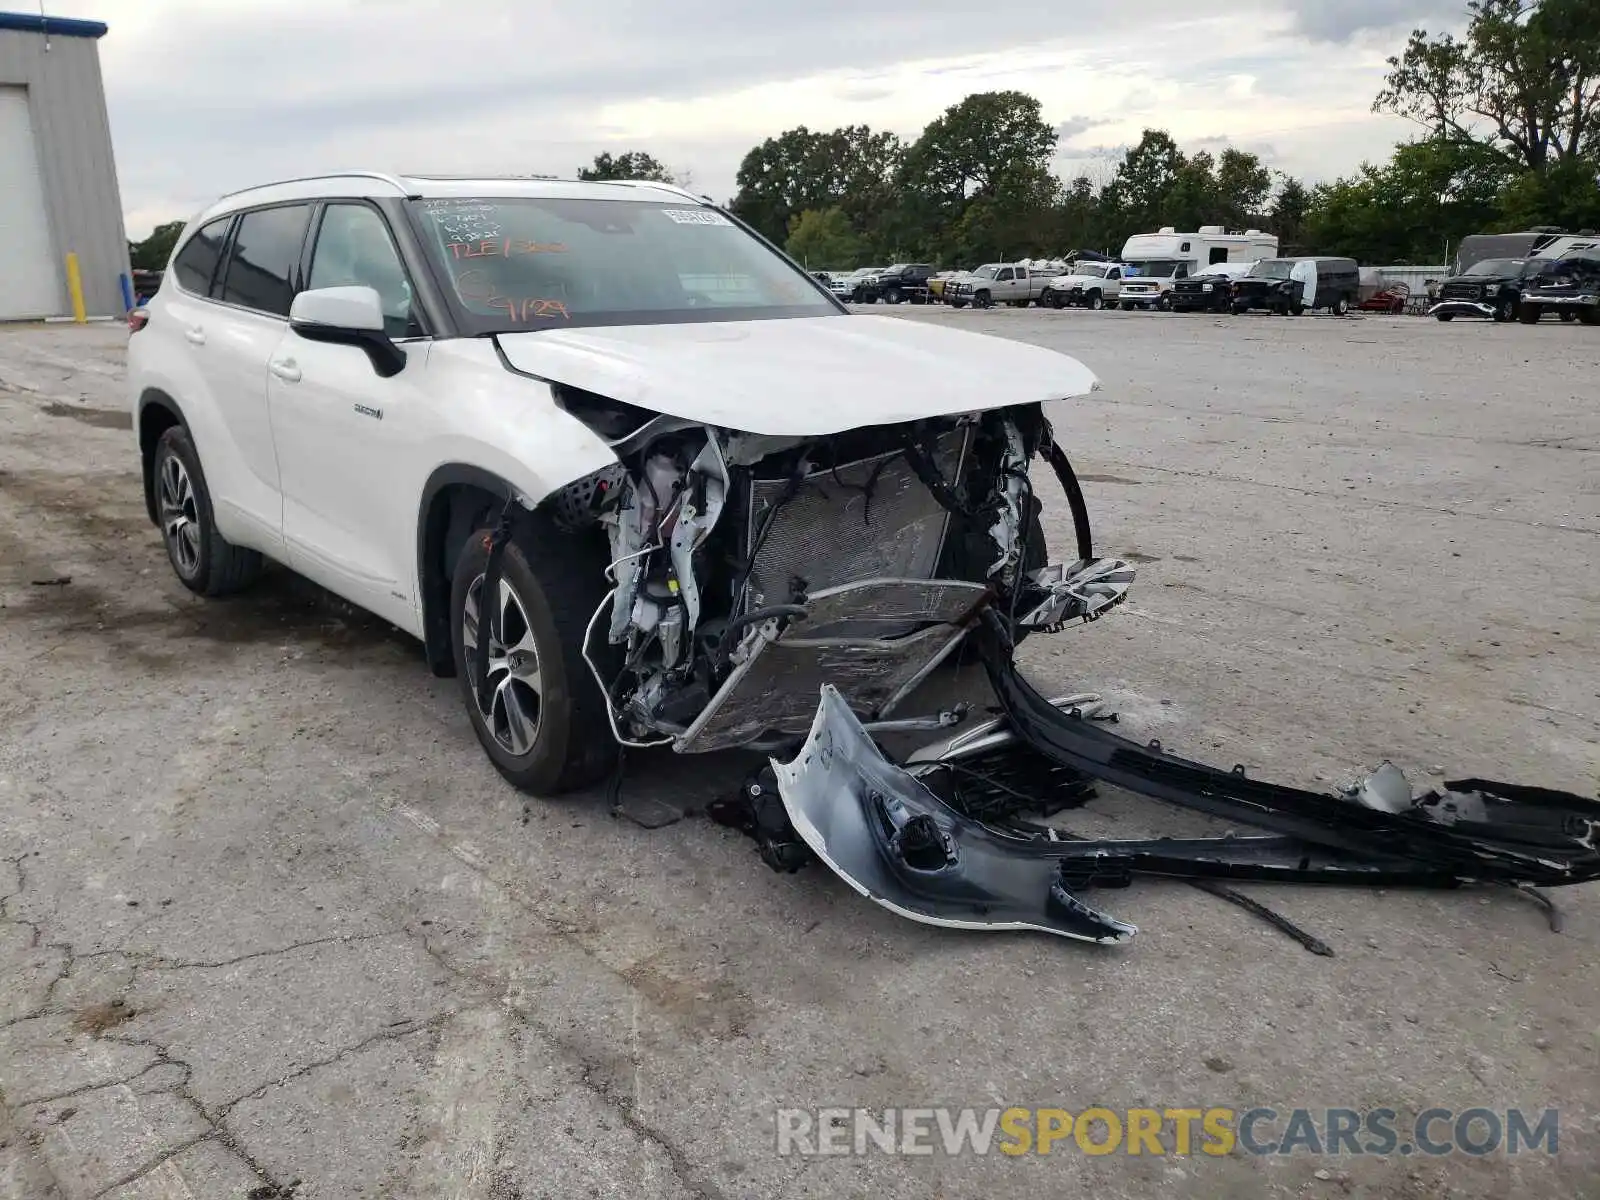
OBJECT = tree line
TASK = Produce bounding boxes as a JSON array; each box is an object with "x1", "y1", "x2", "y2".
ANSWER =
[{"x1": 130, "y1": 0, "x2": 1597, "y2": 274}]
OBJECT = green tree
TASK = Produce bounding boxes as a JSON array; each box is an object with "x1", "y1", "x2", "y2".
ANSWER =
[
  {"x1": 577, "y1": 151, "x2": 678, "y2": 183},
  {"x1": 731, "y1": 125, "x2": 903, "y2": 249},
  {"x1": 129, "y1": 220, "x2": 185, "y2": 272},
  {"x1": 1100, "y1": 130, "x2": 1185, "y2": 240},
  {"x1": 1215, "y1": 148, "x2": 1273, "y2": 227},
  {"x1": 1376, "y1": 0, "x2": 1600, "y2": 170},
  {"x1": 1303, "y1": 137, "x2": 1512, "y2": 262},
  {"x1": 1269, "y1": 176, "x2": 1312, "y2": 251},
  {"x1": 785, "y1": 207, "x2": 863, "y2": 267}
]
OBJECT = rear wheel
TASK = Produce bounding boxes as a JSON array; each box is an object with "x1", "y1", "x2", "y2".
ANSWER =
[
  {"x1": 1519, "y1": 304, "x2": 1543, "y2": 324},
  {"x1": 152, "y1": 426, "x2": 263, "y2": 596},
  {"x1": 1332, "y1": 297, "x2": 1350, "y2": 316},
  {"x1": 450, "y1": 517, "x2": 618, "y2": 794}
]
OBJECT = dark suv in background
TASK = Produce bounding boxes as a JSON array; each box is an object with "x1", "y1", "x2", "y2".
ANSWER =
[
  {"x1": 865, "y1": 263, "x2": 936, "y2": 304},
  {"x1": 1429, "y1": 257, "x2": 1543, "y2": 322}
]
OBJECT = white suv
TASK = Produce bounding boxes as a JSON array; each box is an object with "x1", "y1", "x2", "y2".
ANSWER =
[{"x1": 128, "y1": 173, "x2": 1124, "y2": 795}]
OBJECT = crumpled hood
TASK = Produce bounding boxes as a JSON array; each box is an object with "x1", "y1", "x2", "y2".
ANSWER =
[{"x1": 495, "y1": 314, "x2": 1097, "y2": 436}]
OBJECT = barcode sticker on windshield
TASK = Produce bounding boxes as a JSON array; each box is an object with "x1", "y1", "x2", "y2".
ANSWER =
[{"x1": 662, "y1": 208, "x2": 732, "y2": 226}]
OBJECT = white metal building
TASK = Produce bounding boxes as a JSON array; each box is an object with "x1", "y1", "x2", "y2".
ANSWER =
[{"x1": 0, "y1": 11, "x2": 129, "y2": 320}]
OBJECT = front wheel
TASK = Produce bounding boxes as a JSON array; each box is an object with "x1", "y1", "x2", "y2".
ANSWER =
[
  {"x1": 1518, "y1": 304, "x2": 1543, "y2": 324},
  {"x1": 1493, "y1": 297, "x2": 1516, "y2": 322},
  {"x1": 1120, "y1": 302, "x2": 1135, "y2": 312},
  {"x1": 1435, "y1": 312, "x2": 1454, "y2": 322},
  {"x1": 1579, "y1": 308, "x2": 1600, "y2": 326},
  {"x1": 1085, "y1": 292, "x2": 1103, "y2": 311},
  {"x1": 974, "y1": 291, "x2": 992, "y2": 309},
  {"x1": 1157, "y1": 295, "x2": 1172, "y2": 312},
  {"x1": 451, "y1": 518, "x2": 618, "y2": 794},
  {"x1": 152, "y1": 426, "x2": 263, "y2": 596},
  {"x1": 886, "y1": 287, "x2": 902, "y2": 304},
  {"x1": 1332, "y1": 297, "x2": 1350, "y2": 316}
]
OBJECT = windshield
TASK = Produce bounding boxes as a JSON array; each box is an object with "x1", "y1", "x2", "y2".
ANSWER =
[
  {"x1": 972, "y1": 265, "x2": 1000, "y2": 279},
  {"x1": 1072, "y1": 264, "x2": 1110, "y2": 278},
  {"x1": 1249, "y1": 260, "x2": 1294, "y2": 280},
  {"x1": 408, "y1": 197, "x2": 839, "y2": 331},
  {"x1": 1462, "y1": 258, "x2": 1529, "y2": 277},
  {"x1": 1125, "y1": 259, "x2": 1184, "y2": 278}
]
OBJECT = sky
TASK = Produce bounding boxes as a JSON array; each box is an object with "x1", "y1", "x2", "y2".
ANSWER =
[{"x1": 84, "y1": 0, "x2": 1473, "y2": 238}]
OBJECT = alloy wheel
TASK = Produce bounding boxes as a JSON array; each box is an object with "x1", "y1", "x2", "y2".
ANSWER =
[
  {"x1": 462, "y1": 573, "x2": 543, "y2": 756},
  {"x1": 157, "y1": 453, "x2": 201, "y2": 577}
]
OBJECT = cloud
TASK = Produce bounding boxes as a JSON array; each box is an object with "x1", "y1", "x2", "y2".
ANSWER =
[
  {"x1": 1054, "y1": 115, "x2": 1115, "y2": 143},
  {"x1": 1281, "y1": 0, "x2": 1467, "y2": 43},
  {"x1": 99, "y1": 0, "x2": 1453, "y2": 233}
]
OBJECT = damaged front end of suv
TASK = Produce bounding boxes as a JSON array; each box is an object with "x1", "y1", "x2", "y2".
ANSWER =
[{"x1": 546, "y1": 395, "x2": 1133, "y2": 756}]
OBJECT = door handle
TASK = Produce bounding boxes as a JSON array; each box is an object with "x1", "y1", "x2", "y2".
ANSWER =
[
  {"x1": 269, "y1": 358, "x2": 302, "y2": 383},
  {"x1": 184, "y1": 326, "x2": 206, "y2": 345}
]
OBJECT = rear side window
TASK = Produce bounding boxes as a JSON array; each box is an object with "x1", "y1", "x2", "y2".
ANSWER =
[
  {"x1": 171, "y1": 217, "x2": 231, "y2": 296},
  {"x1": 218, "y1": 205, "x2": 312, "y2": 316}
]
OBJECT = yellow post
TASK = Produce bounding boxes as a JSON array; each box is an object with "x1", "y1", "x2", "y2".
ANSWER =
[{"x1": 65, "y1": 252, "x2": 87, "y2": 324}]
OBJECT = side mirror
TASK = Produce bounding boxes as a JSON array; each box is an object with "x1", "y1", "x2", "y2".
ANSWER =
[{"x1": 289, "y1": 286, "x2": 406, "y2": 378}]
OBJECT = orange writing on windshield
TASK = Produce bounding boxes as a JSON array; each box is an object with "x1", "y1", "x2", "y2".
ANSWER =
[
  {"x1": 455, "y1": 270, "x2": 570, "y2": 321},
  {"x1": 448, "y1": 239, "x2": 567, "y2": 259}
]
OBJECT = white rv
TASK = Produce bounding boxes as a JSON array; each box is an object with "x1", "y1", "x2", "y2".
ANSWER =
[{"x1": 1117, "y1": 226, "x2": 1280, "y2": 310}]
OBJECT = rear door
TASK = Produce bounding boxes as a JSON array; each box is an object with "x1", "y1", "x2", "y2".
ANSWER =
[{"x1": 268, "y1": 200, "x2": 430, "y2": 628}]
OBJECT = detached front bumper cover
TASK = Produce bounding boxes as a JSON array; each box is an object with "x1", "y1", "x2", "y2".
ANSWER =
[{"x1": 752, "y1": 612, "x2": 1600, "y2": 946}]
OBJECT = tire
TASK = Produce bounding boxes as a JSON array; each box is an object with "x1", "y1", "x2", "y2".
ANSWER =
[
  {"x1": 1333, "y1": 297, "x2": 1350, "y2": 316},
  {"x1": 152, "y1": 425, "x2": 263, "y2": 596},
  {"x1": 1158, "y1": 295, "x2": 1172, "y2": 312},
  {"x1": 1289, "y1": 303, "x2": 1305, "y2": 317},
  {"x1": 1493, "y1": 297, "x2": 1515, "y2": 323},
  {"x1": 1086, "y1": 291, "x2": 1103, "y2": 310},
  {"x1": 1120, "y1": 302, "x2": 1135, "y2": 312},
  {"x1": 974, "y1": 290, "x2": 991, "y2": 309},
  {"x1": 450, "y1": 516, "x2": 618, "y2": 794},
  {"x1": 1435, "y1": 312, "x2": 1454, "y2": 322},
  {"x1": 1044, "y1": 291, "x2": 1062, "y2": 309},
  {"x1": 1579, "y1": 308, "x2": 1600, "y2": 326},
  {"x1": 951, "y1": 299, "x2": 967, "y2": 309},
  {"x1": 886, "y1": 287, "x2": 902, "y2": 304},
  {"x1": 1518, "y1": 304, "x2": 1542, "y2": 325}
]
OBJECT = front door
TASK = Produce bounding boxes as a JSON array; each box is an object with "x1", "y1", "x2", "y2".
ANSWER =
[
  {"x1": 1291, "y1": 260, "x2": 1317, "y2": 308},
  {"x1": 267, "y1": 201, "x2": 428, "y2": 629}
]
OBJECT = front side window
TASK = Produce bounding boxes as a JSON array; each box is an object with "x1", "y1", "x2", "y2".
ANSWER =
[
  {"x1": 219, "y1": 205, "x2": 311, "y2": 316},
  {"x1": 408, "y1": 197, "x2": 838, "y2": 332},
  {"x1": 171, "y1": 217, "x2": 231, "y2": 296},
  {"x1": 308, "y1": 204, "x2": 417, "y2": 338}
]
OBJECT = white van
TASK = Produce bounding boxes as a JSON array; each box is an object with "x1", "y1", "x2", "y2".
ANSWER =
[{"x1": 1117, "y1": 226, "x2": 1280, "y2": 310}]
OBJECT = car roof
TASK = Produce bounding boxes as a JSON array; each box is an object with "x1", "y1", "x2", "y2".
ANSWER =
[{"x1": 189, "y1": 172, "x2": 707, "y2": 226}]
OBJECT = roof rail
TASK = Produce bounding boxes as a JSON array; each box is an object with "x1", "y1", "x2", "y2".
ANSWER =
[
  {"x1": 213, "y1": 171, "x2": 412, "y2": 202},
  {"x1": 601, "y1": 179, "x2": 715, "y2": 205}
]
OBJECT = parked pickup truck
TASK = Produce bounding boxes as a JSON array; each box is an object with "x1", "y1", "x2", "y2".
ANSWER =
[
  {"x1": 945, "y1": 263, "x2": 1049, "y2": 308},
  {"x1": 1039, "y1": 262, "x2": 1126, "y2": 309},
  {"x1": 866, "y1": 262, "x2": 937, "y2": 304},
  {"x1": 1517, "y1": 254, "x2": 1600, "y2": 325}
]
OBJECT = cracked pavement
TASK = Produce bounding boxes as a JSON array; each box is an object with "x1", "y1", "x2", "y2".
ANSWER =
[{"x1": 2, "y1": 314, "x2": 1598, "y2": 1198}]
